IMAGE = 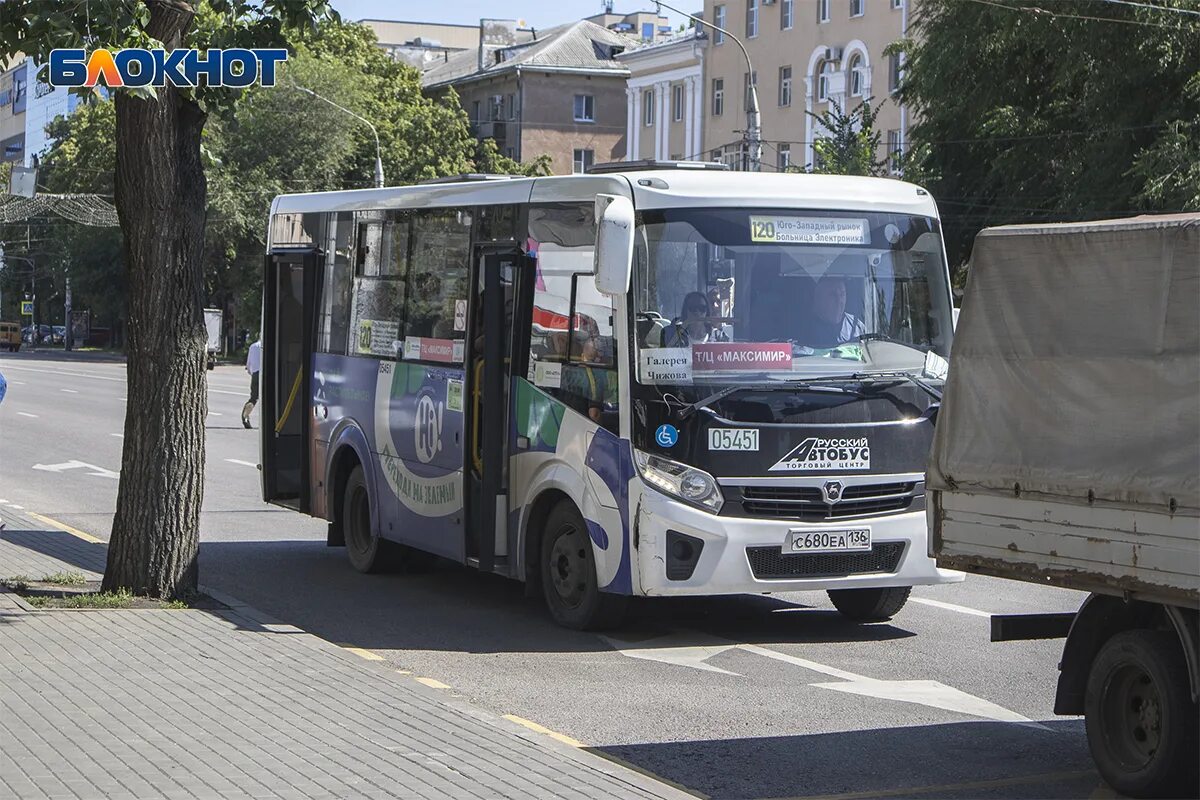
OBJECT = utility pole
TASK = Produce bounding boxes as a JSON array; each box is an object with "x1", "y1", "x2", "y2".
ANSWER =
[
  {"x1": 655, "y1": 0, "x2": 762, "y2": 171},
  {"x1": 64, "y1": 276, "x2": 73, "y2": 352}
]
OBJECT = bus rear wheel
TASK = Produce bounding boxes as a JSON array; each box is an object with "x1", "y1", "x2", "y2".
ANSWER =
[
  {"x1": 827, "y1": 586, "x2": 911, "y2": 621},
  {"x1": 540, "y1": 501, "x2": 626, "y2": 631},
  {"x1": 342, "y1": 465, "x2": 392, "y2": 574}
]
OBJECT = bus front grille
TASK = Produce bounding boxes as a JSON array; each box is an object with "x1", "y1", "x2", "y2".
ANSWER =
[
  {"x1": 746, "y1": 542, "x2": 906, "y2": 580},
  {"x1": 732, "y1": 482, "x2": 920, "y2": 521}
]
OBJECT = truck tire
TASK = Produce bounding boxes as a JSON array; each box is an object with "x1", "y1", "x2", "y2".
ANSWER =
[
  {"x1": 827, "y1": 586, "x2": 911, "y2": 621},
  {"x1": 1085, "y1": 629, "x2": 1198, "y2": 798},
  {"x1": 540, "y1": 500, "x2": 627, "y2": 630}
]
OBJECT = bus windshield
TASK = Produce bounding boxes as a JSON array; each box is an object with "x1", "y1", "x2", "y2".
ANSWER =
[{"x1": 632, "y1": 207, "x2": 953, "y2": 386}]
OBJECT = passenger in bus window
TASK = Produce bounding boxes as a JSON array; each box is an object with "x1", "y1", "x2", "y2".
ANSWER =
[
  {"x1": 663, "y1": 291, "x2": 730, "y2": 347},
  {"x1": 804, "y1": 275, "x2": 865, "y2": 347},
  {"x1": 562, "y1": 329, "x2": 617, "y2": 429}
]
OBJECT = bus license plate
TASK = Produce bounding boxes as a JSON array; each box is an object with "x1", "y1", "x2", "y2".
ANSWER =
[
  {"x1": 785, "y1": 528, "x2": 872, "y2": 554},
  {"x1": 708, "y1": 428, "x2": 759, "y2": 451}
]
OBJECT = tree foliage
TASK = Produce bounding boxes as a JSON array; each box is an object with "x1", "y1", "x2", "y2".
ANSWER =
[
  {"x1": 900, "y1": 0, "x2": 1200, "y2": 267},
  {"x1": 805, "y1": 97, "x2": 889, "y2": 177}
]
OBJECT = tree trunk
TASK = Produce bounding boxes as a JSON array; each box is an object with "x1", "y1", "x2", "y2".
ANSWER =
[{"x1": 103, "y1": 1, "x2": 208, "y2": 598}]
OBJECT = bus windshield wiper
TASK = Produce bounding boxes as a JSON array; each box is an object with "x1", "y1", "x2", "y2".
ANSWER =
[
  {"x1": 853, "y1": 371, "x2": 943, "y2": 402},
  {"x1": 677, "y1": 380, "x2": 860, "y2": 420},
  {"x1": 856, "y1": 333, "x2": 929, "y2": 352}
]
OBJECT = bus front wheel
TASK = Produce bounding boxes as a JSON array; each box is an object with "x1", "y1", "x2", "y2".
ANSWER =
[
  {"x1": 342, "y1": 465, "x2": 389, "y2": 574},
  {"x1": 540, "y1": 501, "x2": 626, "y2": 630},
  {"x1": 827, "y1": 586, "x2": 911, "y2": 621}
]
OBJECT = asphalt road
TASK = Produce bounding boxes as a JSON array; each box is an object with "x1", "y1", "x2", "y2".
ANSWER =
[{"x1": 0, "y1": 352, "x2": 1115, "y2": 800}]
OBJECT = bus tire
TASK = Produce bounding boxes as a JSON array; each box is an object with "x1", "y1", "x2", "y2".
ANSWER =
[
  {"x1": 540, "y1": 500, "x2": 626, "y2": 631},
  {"x1": 342, "y1": 465, "x2": 391, "y2": 574},
  {"x1": 1085, "y1": 629, "x2": 1198, "y2": 798},
  {"x1": 827, "y1": 586, "x2": 911, "y2": 621}
]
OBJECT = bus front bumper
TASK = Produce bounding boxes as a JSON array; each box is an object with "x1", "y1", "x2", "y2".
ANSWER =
[{"x1": 634, "y1": 487, "x2": 963, "y2": 597}]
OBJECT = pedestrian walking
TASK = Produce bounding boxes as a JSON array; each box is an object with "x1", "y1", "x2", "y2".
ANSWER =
[{"x1": 241, "y1": 336, "x2": 261, "y2": 429}]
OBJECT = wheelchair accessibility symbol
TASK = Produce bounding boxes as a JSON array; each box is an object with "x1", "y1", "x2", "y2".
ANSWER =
[{"x1": 655, "y1": 424, "x2": 679, "y2": 448}]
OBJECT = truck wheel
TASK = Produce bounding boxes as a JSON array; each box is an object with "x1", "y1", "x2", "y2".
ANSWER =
[
  {"x1": 342, "y1": 465, "x2": 393, "y2": 574},
  {"x1": 540, "y1": 500, "x2": 627, "y2": 630},
  {"x1": 1085, "y1": 629, "x2": 1198, "y2": 798},
  {"x1": 827, "y1": 586, "x2": 911, "y2": 621}
]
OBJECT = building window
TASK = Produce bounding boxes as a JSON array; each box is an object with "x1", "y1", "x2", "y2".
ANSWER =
[
  {"x1": 672, "y1": 84, "x2": 683, "y2": 122},
  {"x1": 746, "y1": 0, "x2": 758, "y2": 38},
  {"x1": 642, "y1": 22, "x2": 655, "y2": 40},
  {"x1": 471, "y1": 100, "x2": 480, "y2": 123},
  {"x1": 489, "y1": 95, "x2": 503, "y2": 121},
  {"x1": 818, "y1": 0, "x2": 830, "y2": 23},
  {"x1": 892, "y1": 0, "x2": 904, "y2": 8},
  {"x1": 744, "y1": 70, "x2": 757, "y2": 112},
  {"x1": 573, "y1": 148, "x2": 595, "y2": 173},
  {"x1": 643, "y1": 90, "x2": 655, "y2": 126},
  {"x1": 887, "y1": 130, "x2": 902, "y2": 173},
  {"x1": 505, "y1": 93, "x2": 517, "y2": 120},
  {"x1": 849, "y1": 53, "x2": 864, "y2": 96},
  {"x1": 714, "y1": 5, "x2": 726, "y2": 44},
  {"x1": 712, "y1": 78, "x2": 724, "y2": 116},
  {"x1": 779, "y1": 66, "x2": 792, "y2": 107},
  {"x1": 573, "y1": 94, "x2": 595, "y2": 122},
  {"x1": 778, "y1": 143, "x2": 791, "y2": 172},
  {"x1": 781, "y1": 0, "x2": 794, "y2": 29},
  {"x1": 850, "y1": 0, "x2": 865, "y2": 17},
  {"x1": 817, "y1": 60, "x2": 834, "y2": 101},
  {"x1": 889, "y1": 52, "x2": 902, "y2": 94}
]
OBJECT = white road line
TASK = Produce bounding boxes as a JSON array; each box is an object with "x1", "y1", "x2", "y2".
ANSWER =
[
  {"x1": 208, "y1": 389, "x2": 245, "y2": 396},
  {"x1": 10, "y1": 381, "x2": 25, "y2": 385},
  {"x1": 911, "y1": 597, "x2": 993, "y2": 619},
  {"x1": 111, "y1": 433, "x2": 123, "y2": 438},
  {"x1": 0, "y1": 499, "x2": 8, "y2": 504},
  {"x1": 225, "y1": 459, "x2": 258, "y2": 468},
  {"x1": 208, "y1": 411, "x2": 223, "y2": 417},
  {"x1": 0, "y1": 365, "x2": 123, "y2": 382},
  {"x1": 9, "y1": 505, "x2": 23, "y2": 510},
  {"x1": 17, "y1": 412, "x2": 37, "y2": 418},
  {"x1": 60, "y1": 388, "x2": 79, "y2": 394}
]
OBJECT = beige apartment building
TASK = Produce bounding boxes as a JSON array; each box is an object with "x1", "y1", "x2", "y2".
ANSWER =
[
  {"x1": 423, "y1": 20, "x2": 638, "y2": 174},
  {"x1": 702, "y1": 0, "x2": 911, "y2": 172},
  {"x1": 617, "y1": 27, "x2": 706, "y2": 162}
]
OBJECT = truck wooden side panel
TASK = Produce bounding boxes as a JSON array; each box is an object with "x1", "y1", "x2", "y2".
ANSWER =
[{"x1": 931, "y1": 490, "x2": 1200, "y2": 608}]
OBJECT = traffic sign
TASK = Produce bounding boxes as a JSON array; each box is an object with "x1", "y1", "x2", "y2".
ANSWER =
[{"x1": 20, "y1": 300, "x2": 33, "y2": 316}]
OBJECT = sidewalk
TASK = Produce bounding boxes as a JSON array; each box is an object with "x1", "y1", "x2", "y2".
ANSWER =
[{"x1": 0, "y1": 507, "x2": 693, "y2": 800}]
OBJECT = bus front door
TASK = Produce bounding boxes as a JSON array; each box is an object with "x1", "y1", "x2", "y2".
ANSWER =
[
  {"x1": 466, "y1": 247, "x2": 527, "y2": 573},
  {"x1": 262, "y1": 249, "x2": 320, "y2": 512}
]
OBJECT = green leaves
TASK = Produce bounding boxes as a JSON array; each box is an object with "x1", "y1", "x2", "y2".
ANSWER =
[
  {"x1": 805, "y1": 97, "x2": 889, "y2": 178},
  {"x1": 902, "y1": 0, "x2": 1200, "y2": 268}
]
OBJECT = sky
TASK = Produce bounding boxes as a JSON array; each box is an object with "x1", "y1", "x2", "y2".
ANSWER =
[{"x1": 330, "y1": 0, "x2": 689, "y2": 31}]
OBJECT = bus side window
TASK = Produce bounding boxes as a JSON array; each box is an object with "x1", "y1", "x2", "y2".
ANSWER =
[
  {"x1": 348, "y1": 212, "x2": 407, "y2": 358},
  {"x1": 400, "y1": 209, "x2": 470, "y2": 355},
  {"x1": 318, "y1": 213, "x2": 354, "y2": 355}
]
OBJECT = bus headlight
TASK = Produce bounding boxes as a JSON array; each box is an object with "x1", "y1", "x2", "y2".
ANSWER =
[{"x1": 634, "y1": 450, "x2": 724, "y2": 514}]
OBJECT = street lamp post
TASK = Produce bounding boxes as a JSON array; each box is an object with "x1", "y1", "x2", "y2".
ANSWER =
[
  {"x1": 288, "y1": 83, "x2": 385, "y2": 188},
  {"x1": 655, "y1": 0, "x2": 762, "y2": 171}
]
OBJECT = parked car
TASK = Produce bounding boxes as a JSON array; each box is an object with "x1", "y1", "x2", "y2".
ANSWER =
[{"x1": 51, "y1": 325, "x2": 66, "y2": 344}]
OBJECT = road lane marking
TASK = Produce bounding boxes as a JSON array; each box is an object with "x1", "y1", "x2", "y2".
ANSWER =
[
  {"x1": 783, "y1": 769, "x2": 1097, "y2": 800},
  {"x1": 9, "y1": 505, "x2": 23, "y2": 510},
  {"x1": 503, "y1": 715, "x2": 587, "y2": 748},
  {"x1": 59, "y1": 389, "x2": 79, "y2": 394},
  {"x1": 225, "y1": 459, "x2": 258, "y2": 468},
  {"x1": 208, "y1": 411, "x2": 223, "y2": 417},
  {"x1": 25, "y1": 512, "x2": 104, "y2": 544},
  {"x1": 10, "y1": 381, "x2": 25, "y2": 385},
  {"x1": 17, "y1": 412, "x2": 37, "y2": 418},
  {"x1": 208, "y1": 389, "x2": 245, "y2": 396},
  {"x1": 606, "y1": 634, "x2": 1035, "y2": 725},
  {"x1": 415, "y1": 677, "x2": 452, "y2": 690},
  {"x1": 0, "y1": 365, "x2": 123, "y2": 382},
  {"x1": 910, "y1": 597, "x2": 993, "y2": 618},
  {"x1": 341, "y1": 645, "x2": 384, "y2": 661},
  {"x1": 32, "y1": 460, "x2": 119, "y2": 480},
  {"x1": 111, "y1": 433, "x2": 123, "y2": 438}
]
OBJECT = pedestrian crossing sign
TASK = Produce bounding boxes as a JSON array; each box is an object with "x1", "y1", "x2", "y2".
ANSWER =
[{"x1": 20, "y1": 301, "x2": 33, "y2": 316}]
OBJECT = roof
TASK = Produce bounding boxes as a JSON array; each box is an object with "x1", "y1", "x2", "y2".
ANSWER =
[{"x1": 422, "y1": 20, "x2": 637, "y2": 88}]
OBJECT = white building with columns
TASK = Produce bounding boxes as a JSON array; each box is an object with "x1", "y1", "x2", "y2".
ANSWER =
[{"x1": 616, "y1": 28, "x2": 706, "y2": 162}]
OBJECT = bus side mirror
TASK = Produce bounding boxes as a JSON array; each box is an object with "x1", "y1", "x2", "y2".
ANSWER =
[{"x1": 594, "y1": 194, "x2": 634, "y2": 296}]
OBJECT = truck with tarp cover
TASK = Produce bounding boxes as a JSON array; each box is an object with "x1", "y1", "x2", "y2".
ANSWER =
[{"x1": 928, "y1": 214, "x2": 1199, "y2": 798}]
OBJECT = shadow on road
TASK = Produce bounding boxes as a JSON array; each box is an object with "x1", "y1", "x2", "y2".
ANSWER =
[
  {"x1": 596, "y1": 719, "x2": 1100, "y2": 800},
  {"x1": 199, "y1": 539, "x2": 918, "y2": 656}
]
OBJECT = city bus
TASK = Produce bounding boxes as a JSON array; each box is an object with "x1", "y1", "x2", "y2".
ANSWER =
[{"x1": 261, "y1": 162, "x2": 962, "y2": 629}]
